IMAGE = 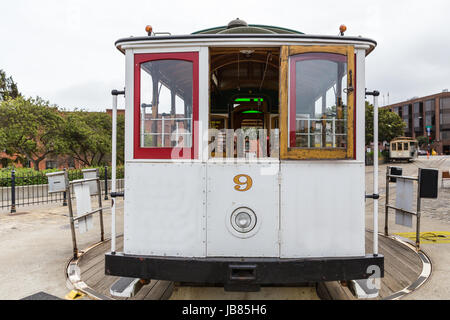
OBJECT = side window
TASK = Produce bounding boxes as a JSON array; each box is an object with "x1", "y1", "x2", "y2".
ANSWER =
[
  {"x1": 140, "y1": 60, "x2": 193, "y2": 148},
  {"x1": 392, "y1": 143, "x2": 397, "y2": 151},
  {"x1": 289, "y1": 53, "x2": 348, "y2": 150},
  {"x1": 280, "y1": 46, "x2": 355, "y2": 160},
  {"x1": 134, "y1": 52, "x2": 199, "y2": 159}
]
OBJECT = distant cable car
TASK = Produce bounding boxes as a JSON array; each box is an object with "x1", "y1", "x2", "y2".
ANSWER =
[
  {"x1": 105, "y1": 19, "x2": 384, "y2": 292},
  {"x1": 389, "y1": 137, "x2": 419, "y2": 162}
]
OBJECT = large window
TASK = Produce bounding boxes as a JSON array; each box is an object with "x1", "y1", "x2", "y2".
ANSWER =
[
  {"x1": 134, "y1": 52, "x2": 199, "y2": 159},
  {"x1": 280, "y1": 46, "x2": 354, "y2": 159},
  {"x1": 425, "y1": 99, "x2": 435, "y2": 127}
]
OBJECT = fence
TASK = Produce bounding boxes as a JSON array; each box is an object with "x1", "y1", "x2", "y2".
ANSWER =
[{"x1": 0, "y1": 166, "x2": 124, "y2": 212}]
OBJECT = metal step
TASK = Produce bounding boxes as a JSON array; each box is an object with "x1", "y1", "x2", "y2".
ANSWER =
[
  {"x1": 349, "y1": 279, "x2": 380, "y2": 299},
  {"x1": 110, "y1": 277, "x2": 144, "y2": 298}
]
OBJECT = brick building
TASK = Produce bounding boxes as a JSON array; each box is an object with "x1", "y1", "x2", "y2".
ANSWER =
[{"x1": 383, "y1": 90, "x2": 450, "y2": 154}]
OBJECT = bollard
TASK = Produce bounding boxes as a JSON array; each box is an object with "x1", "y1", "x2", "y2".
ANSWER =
[
  {"x1": 104, "y1": 166, "x2": 108, "y2": 200},
  {"x1": 10, "y1": 170, "x2": 16, "y2": 213},
  {"x1": 62, "y1": 168, "x2": 68, "y2": 206}
]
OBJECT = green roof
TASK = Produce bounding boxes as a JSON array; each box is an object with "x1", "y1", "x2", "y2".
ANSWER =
[{"x1": 192, "y1": 24, "x2": 304, "y2": 35}]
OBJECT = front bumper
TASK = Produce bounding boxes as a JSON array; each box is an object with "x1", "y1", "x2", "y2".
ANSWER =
[{"x1": 105, "y1": 253, "x2": 384, "y2": 286}]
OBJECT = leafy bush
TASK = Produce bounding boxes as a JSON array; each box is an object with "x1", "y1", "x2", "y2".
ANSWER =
[{"x1": 0, "y1": 166, "x2": 124, "y2": 187}]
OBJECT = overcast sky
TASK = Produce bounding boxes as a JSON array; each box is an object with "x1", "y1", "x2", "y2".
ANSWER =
[{"x1": 1, "y1": 0, "x2": 449, "y2": 111}]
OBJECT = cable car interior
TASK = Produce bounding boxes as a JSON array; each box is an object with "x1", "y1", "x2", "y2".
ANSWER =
[
  {"x1": 208, "y1": 46, "x2": 349, "y2": 159},
  {"x1": 209, "y1": 47, "x2": 280, "y2": 158}
]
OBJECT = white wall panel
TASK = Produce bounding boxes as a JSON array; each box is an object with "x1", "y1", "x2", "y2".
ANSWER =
[
  {"x1": 280, "y1": 162, "x2": 365, "y2": 258},
  {"x1": 124, "y1": 162, "x2": 206, "y2": 257},
  {"x1": 206, "y1": 163, "x2": 279, "y2": 257}
]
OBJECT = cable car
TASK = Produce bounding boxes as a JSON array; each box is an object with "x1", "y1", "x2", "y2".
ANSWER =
[
  {"x1": 389, "y1": 137, "x2": 419, "y2": 162},
  {"x1": 105, "y1": 19, "x2": 384, "y2": 292}
]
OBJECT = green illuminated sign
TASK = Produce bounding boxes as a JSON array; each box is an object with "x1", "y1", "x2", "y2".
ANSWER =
[
  {"x1": 242, "y1": 110, "x2": 263, "y2": 114},
  {"x1": 235, "y1": 98, "x2": 264, "y2": 102}
]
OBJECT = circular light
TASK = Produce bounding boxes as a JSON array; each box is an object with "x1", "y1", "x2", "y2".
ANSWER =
[
  {"x1": 145, "y1": 25, "x2": 153, "y2": 34},
  {"x1": 235, "y1": 212, "x2": 251, "y2": 229},
  {"x1": 230, "y1": 207, "x2": 257, "y2": 234}
]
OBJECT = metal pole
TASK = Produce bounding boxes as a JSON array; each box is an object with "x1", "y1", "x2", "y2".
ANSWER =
[
  {"x1": 385, "y1": 166, "x2": 390, "y2": 236},
  {"x1": 373, "y1": 94, "x2": 379, "y2": 256},
  {"x1": 10, "y1": 170, "x2": 16, "y2": 213},
  {"x1": 65, "y1": 170, "x2": 78, "y2": 260},
  {"x1": 162, "y1": 116, "x2": 165, "y2": 147},
  {"x1": 104, "y1": 166, "x2": 108, "y2": 200},
  {"x1": 97, "y1": 176, "x2": 105, "y2": 242},
  {"x1": 111, "y1": 92, "x2": 118, "y2": 254},
  {"x1": 62, "y1": 168, "x2": 68, "y2": 206},
  {"x1": 416, "y1": 169, "x2": 422, "y2": 249}
]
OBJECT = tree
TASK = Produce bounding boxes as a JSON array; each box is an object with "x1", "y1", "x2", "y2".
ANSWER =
[
  {"x1": 0, "y1": 69, "x2": 20, "y2": 101},
  {"x1": 365, "y1": 101, "x2": 406, "y2": 145},
  {"x1": 0, "y1": 96, "x2": 66, "y2": 170},
  {"x1": 62, "y1": 110, "x2": 113, "y2": 167},
  {"x1": 416, "y1": 136, "x2": 428, "y2": 148},
  {"x1": 116, "y1": 114, "x2": 125, "y2": 165}
]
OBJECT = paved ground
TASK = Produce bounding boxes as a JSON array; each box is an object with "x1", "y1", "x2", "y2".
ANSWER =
[
  {"x1": 0, "y1": 156, "x2": 448, "y2": 300},
  {"x1": 365, "y1": 156, "x2": 450, "y2": 299},
  {"x1": 0, "y1": 199, "x2": 124, "y2": 300}
]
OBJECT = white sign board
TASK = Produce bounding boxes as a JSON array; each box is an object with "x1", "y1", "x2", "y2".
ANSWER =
[
  {"x1": 46, "y1": 171, "x2": 66, "y2": 193},
  {"x1": 73, "y1": 181, "x2": 93, "y2": 234},
  {"x1": 395, "y1": 178, "x2": 414, "y2": 228},
  {"x1": 82, "y1": 169, "x2": 98, "y2": 195}
]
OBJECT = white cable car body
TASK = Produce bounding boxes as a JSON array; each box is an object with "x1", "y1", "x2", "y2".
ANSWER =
[
  {"x1": 389, "y1": 137, "x2": 419, "y2": 162},
  {"x1": 106, "y1": 21, "x2": 383, "y2": 291}
]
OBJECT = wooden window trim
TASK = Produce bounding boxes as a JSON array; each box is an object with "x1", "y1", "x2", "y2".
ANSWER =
[{"x1": 280, "y1": 45, "x2": 355, "y2": 160}]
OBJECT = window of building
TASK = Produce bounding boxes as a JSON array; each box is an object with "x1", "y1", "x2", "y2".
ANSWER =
[
  {"x1": 403, "y1": 105, "x2": 409, "y2": 116},
  {"x1": 46, "y1": 160, "x2": 57, "y2": 169},
  {"x1": 425, "y1": 99, "x2": 435, "y2": 112},
  {"x1": 425, "y1": 99, "x2": 435, "y2": 128},
  {"x1": 441, "y1": 97, "x2": 450, "y2": 111},
  {"x1": 441, "y1": 130, "x2": 450, "y2": 140}
]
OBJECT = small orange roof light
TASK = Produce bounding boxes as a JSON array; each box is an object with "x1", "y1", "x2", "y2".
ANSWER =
[
  {"x1": 339, "y1": 24, "x2": 347, "y2": 36},
  {"x1": 145, "y1": 25, "x2": 153, "y2": 35}
]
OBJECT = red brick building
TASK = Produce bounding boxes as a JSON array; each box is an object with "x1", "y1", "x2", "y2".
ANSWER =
[{"x1": 383, "y1": 90, "x2": 450, "y2": 154}]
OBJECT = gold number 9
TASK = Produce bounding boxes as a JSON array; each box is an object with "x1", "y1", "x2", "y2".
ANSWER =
[{"x1": 233, "y1": 174, "x2": 253, "y2": 192}]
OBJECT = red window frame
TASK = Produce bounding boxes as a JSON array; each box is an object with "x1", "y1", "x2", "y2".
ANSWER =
[{"x1": 134, "y1": 52, "x2": 199, "y2": 159}]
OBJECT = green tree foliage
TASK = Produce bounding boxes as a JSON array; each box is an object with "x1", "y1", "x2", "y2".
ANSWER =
[
  {"x1": 416, "y1": 136, "x2": 428, "y2": 148},
  {"x1": 0, "y1": 69, "x2": 20, "y2": 101},
  {"x1": 62, "y1": 110, "x2": 117, "y2": 167},
  {"x1": 366, "y1": 101, "x2": 406, "y2": 145},
  {"x1": 117, "y1": 114, "x2": 125, "y2": 164},
  {"x1": 0, "y1": 96, "x2": 66, "y2": 170}
]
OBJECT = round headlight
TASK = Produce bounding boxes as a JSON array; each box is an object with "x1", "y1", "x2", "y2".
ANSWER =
[
  {"x1": 230, "y1": 207, "x2": 257, "y2": 234},
  {"x1": 235, "y1": 212, "x2": 252, "y2": 229}
]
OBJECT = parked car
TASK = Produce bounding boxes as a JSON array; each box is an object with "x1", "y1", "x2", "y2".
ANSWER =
[{"x1": 418, "y1": 149, "x2": 427, "y2": 155}]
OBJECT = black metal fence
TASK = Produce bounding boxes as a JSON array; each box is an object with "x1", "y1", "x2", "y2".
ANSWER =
[{"x1": 0, "y1": 166, "x2": 124, "y2": 213}]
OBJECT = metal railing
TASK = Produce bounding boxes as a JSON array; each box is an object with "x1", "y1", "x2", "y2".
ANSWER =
[
  {"x1": 384, "y1": 167, "x2": 422, "y2": 249},
  {"x1": 384, "y1": 166, "x2": 439, "y2": 250},
  {"x1": 0, "y1": 166, "x2": 124, "y2": 213}
]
